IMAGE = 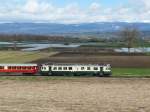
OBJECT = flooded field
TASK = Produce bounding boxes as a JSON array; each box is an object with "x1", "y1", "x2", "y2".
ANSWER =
[
  {"x1": 0, "y1": 77, "x2": 150, "y2": 112},
  {"x1": 0, "y1": 42, "x2": 80, "y2": 51}
]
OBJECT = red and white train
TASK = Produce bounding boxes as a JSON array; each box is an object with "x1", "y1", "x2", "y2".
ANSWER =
[
  {"x1": 0, "y1": 64, "x2": 38, "y2": 75},
  {"x1": 0, "y1": 63, "x2": 112, "y2": 76}
]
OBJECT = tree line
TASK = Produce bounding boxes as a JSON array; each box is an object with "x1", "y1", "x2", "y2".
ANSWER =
[
  {"x1": 0, "y1": 34, "x2": 81, "y2": 43},
  {"x1": 0, "y1": 28, "x2": 145, "y2": 53}
]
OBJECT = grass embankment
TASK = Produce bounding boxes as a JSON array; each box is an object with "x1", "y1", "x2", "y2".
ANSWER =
[
  {"x1": 113, "y1": 68, "x2": 150, "y2": 77},
  {"x1": 0, "y1": 51, "x2": 57, "y2": 63}
]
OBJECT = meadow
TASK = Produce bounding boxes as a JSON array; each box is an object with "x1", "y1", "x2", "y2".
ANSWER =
[
  {"x1": 112, "y1": 68, "x2": 150, "y2": 77},
  {"x1": 0, "y1": 51, "x2": 57, "y2": 63}
]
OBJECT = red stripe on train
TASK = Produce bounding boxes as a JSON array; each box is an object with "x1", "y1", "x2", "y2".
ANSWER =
[{"x1": 0, "y1": 70, "x2": 38, "y2": 74}]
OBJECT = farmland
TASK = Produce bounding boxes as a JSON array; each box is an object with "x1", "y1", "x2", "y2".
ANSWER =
[
  {"x1": 0, "y1": 51, "x2": 150, "y2": 77},
  {"x1": 34, "y1": 52, "x2": 150, "y2": 68},
  {"x1": 0, "y1": 51, "x2": 57, "y2": 63},
  {"x1": 0, "y1": 48, "x2": 150, "y2": 112},
  {"x1": 0, "y1": 77, "x2": 150, "y2": 112}
]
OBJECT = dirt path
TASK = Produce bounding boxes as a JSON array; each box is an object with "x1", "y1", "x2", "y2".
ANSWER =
[{"x1": 0, "y1": 78, "x2": 150, "y2": 112}]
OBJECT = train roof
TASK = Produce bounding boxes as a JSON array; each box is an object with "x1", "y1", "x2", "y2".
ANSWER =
[
  {"x1": 0, "y1": 64, "x2": 38, "y2": 66},
  {"x1": 42, "y1": 63, "x2": 110, "y2": 66}
]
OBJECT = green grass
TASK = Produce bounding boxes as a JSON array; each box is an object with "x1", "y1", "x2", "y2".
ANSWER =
[
  {"x1": 0, "y1": 51, "x2": 58, "y2": 63},
  {"x1": 113, "y1": 68, "x2": 150, "y2": 77}
]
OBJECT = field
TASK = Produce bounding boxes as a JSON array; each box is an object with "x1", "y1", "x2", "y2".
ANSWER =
[
  {"x1": 35, "y1": 52, "x2": 150, "y2": 68},
  {"x1": 0, "y1": 51, "x2": 57, "y2": 63},
  {"x1": 37, "y1": 52, "x2": 150, "y2": 77},
  {"x1": 0, "y1": 50, "x2": 150, "y2": 112},
  {"x1": 0, "y1": 77, "x2": 149, "y2": 112},
  {"x1": 1, "y1": 51, "x2": 150, "y2": 77}
]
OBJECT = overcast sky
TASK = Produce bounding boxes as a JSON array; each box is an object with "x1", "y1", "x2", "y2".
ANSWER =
[{"x1": 0, "y1": 0, "x2": 149, "y2": 23}]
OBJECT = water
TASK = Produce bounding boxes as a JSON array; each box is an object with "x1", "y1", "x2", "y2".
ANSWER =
[
  {"x1": 0, "y1": 42, "x2": 103, "y2": 51},
  {"x1": 0, "y1": 42, "x2": 12, "y2": 45},
  {"x1": 1, "y1": 41, "x2": 150, "y2": 53},
  {"x1": 0, "y1": 42, "x2": 80, "y2": 51},
  {"x1": 115, "y1": 48, "x2": 150, "y2": 53},
  {"x1": 21, "y1": 43, "x2": 80, "y2": 51}
]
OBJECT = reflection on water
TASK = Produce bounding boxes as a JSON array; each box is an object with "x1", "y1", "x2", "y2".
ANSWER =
[
  {"x1": 115, "y1": 48, "x2": 150, "y2": 53},
  {"x1": 1, "y1": 42, "x2": 150, "y2": 52},
  {"x1": 0, "y1": 42, "x2": 80, "y2": 51},
  {"x1": 21, "y1": 44, "x2": 80, "y2": 51},
  {"x1": 0, "y1": 42, "x2": 13, "y2": 45}
]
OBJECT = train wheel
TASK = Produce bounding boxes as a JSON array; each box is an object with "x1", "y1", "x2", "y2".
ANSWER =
[
  {"x1": 22, "y1": 73, "x2": 34, "y2": 76},
  {"x1": 103, "y1": 74, "x2": 111, "y2": 77},
  {"x1": 98, "y1": 72, "x2": 104, "y2": 77}
]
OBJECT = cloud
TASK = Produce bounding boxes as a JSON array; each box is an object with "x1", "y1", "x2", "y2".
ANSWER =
[
  {"x1": 0, "y1": 0, "x2": 150, "y2": 23},
  {"x1": 89, "y1": 2, "x2": 101, "y2": 13},
  {"x1": 24, "y1": 0, "x2": 39, "y2": 13}
]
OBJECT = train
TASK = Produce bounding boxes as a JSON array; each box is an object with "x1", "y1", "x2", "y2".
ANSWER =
[{"x1": 0, "y1": 63, "x2": 112, "y2": 77}]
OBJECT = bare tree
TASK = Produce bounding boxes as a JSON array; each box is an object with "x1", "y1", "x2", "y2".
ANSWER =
[
  {"x1": 12, "y1": 34, "x2": 17, "y2": 50},
  {"x1": 120, "y1": 27, "x2": 140, "y2": 53}
]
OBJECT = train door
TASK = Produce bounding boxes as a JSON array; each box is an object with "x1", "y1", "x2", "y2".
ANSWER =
[
  {"x1": 49, "y1": 66, "x2": 52, "y2": 75},
  {"x1": 98, "y1": 66, "x2": 104, "y2": 76},
  {"x1": 100, "y1": 66, "x2": 103, "y2": 72}
]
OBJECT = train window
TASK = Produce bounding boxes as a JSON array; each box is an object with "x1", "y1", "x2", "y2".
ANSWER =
[
  {"x1": 8, "y1": 66, "x2": 11, "y2": 69},
  {"x1": 94, "y1": 67, "x2": 98, "y2": 70},
  {"x1": 69, "y1": 67, "x2": 72, "y2": 70},
  {"x1": 22, "y1": 67, "x2": 26, "y2": 70},
  {"x1": 17, "y1": 66, "x2": 21, "y2": 70},
  {"x1": 58, "y1": 67, "x2": 62, "y2": 70},
  {"x1": 63, "y1": 67, "x2": 67, "y2": 70},
  {"x1": 28, "y1": 67, "x2": 31, "y2": 69},
  {"x1": 12, "y1": 66, "x2": 17, "y2": 69},
  {"x1": 53, "y1": 67, "x2": 57, "y2": 70},
  {"x1": 81, "y1": 67, "x2": 85, "y2": 70},
  {"x1": 0, "y1": 66, "x2": 4, "y2": 69},
  {"x1": 41, "y1": 67, "x2": 46, "y2": 70},
  {"x1": 87, "y1": 67, "x2": 91, "y2": 70}
]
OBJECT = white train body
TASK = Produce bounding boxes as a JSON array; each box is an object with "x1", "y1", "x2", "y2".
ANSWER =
[{"x1": 40, "y1": 64, "x2": 111, "y2": 77}]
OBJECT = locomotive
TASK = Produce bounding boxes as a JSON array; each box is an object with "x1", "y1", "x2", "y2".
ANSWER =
[{"x1": 0, "y1": 63, "x2": 112, "y2": 77}]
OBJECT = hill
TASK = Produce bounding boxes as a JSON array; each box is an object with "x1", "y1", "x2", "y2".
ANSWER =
[
  {"x1": 0, "y1": 22, "x2": 150, "y2": 36},
  {"x1": 0, "y1": 22, "x2": 150, "y2": 34}
]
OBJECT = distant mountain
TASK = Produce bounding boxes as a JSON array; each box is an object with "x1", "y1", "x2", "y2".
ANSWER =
[{"x1": 0, "y1": 22, "x2": 150, "y2": 35}]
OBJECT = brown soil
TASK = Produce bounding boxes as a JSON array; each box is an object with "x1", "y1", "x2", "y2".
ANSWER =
[
  {"x1": 0, "y1": 78, "x2": 150, "y2": 112},
  {"x1": 33, "y1": 52, "x2": 150, "y2": 68}
]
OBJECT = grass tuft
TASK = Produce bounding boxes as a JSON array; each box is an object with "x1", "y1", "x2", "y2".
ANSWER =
[{"x1": 112, "y1": 68, "x2": 150, "y2": 77}]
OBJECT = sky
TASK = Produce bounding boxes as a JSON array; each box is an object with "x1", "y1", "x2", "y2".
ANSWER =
[{"x1": 0, "y1": 0, "x2": 149, "y2": 23}]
